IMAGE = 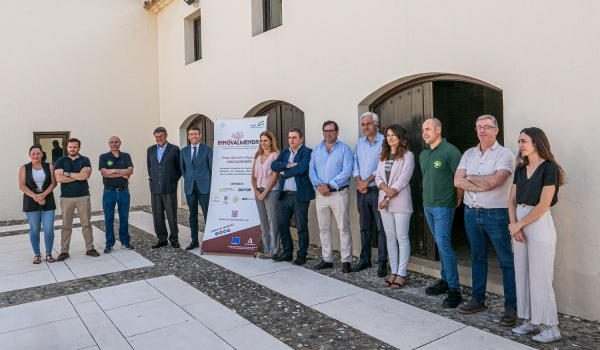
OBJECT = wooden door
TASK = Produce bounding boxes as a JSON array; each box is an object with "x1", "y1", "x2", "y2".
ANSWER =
[
  {"x1": 373, "y1": 84, "x2": 436, "y2": 259},
  {"x1": 255, "y1": 103, "x2": 305, "y2": 151}
]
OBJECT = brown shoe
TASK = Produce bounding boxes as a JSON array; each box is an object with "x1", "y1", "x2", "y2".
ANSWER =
[
  {"x1": 314, "y1": 260, "x2": 333, "y2": 270},
  {"x1": 56, "y1": 252, "x2": 70, "y2": 262},
  {"x1": 391, "y1": 275, "x2": 407, "y2": 289},
  {"x1": 342, "y1": 262, "x2": 352, "y2": 273},
  {"x1": 86, "y1": 249, "x2": 100, "y2": 257}
]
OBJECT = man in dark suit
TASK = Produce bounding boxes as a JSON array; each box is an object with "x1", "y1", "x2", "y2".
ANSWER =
[
  {"x1": 52, "y1": 140, "x2": 63, "y2": 164},
  {"x1": 180, "y1": 126, "x2": 213, "y2": 250},
  {"x1": 271, "y1": 127, "x2": 314, "y2": 265},
  {"x1": 147, "y1": 127, "x2": 182, "y2": 248}
]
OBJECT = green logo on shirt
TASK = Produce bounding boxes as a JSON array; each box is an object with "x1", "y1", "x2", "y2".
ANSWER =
[
  {"x1": 434, "y1": 160, "x2": 441, "y2": 168},
  {"x1": 107, "y1": 160, "x2": 114, "y2": 166}
]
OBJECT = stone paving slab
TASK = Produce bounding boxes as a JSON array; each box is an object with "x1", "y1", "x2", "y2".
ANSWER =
[
  {"x1": 0, "y1": 215, "x2": 106, "y2": 233},
  {"x1": 0, "y1": 226, "x2": 153, "y2": 294},
  {"x1": 0, "y1": 275, "x2": 291, "y2": 350},
  {"x1": 418, "y1": 326, "x2": 534, "y2": 350}
]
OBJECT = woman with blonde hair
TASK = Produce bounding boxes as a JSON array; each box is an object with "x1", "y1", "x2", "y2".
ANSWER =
[
  {"x1": 18, "y1": 145, "x2": 58, "y2": 264},
  {"x1": 376, "y1": 124, "x2": 414, "y2": 289},
  {"x1": 252, "y1": 131, "x2": 281, "y2": 259},
  {"x1": 509, "y1": 127, "x2": 566, "y2": 343}
]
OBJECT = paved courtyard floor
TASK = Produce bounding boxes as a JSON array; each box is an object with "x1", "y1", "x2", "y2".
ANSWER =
[{"x1": 0, "y1": 209, "x2": 597, "y2": 350}]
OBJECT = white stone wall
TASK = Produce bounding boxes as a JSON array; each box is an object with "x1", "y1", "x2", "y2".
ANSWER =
[
  {"x1": 155, "y1": 0, "x2": 600, "y2": 320},
  {"x1": 0, "y1": 0, "x2": 160, "y2": 220}
]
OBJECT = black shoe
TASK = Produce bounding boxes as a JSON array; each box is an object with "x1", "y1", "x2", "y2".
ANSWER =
[
  {"x1": 458, "y1": 298, "x2": 488, "y2": 315},
  {"x1": 377, "y1": 264, "x2": 387, "y2": 278},
  {"x1": 425, "y1": 280, "x2": 450, "y2": 296},
  {"x1": 151, "y1": 241, "x2": 168, "y2": 249},
  {"x1": 171, "y1": 242, "x2": 181, "y2": 248},
  {"x1": 56, "y1": 252, "x2": 70, "y2": 261},
  {"x1": 342, "y1": 262, "x2": 352, "y2": 273},
  {"x1": 271, "y1": 254, "x2": 280, "y2": 260},
  {"x1": 86, "y1": 249, "x2": 100, "y2": 257},
  {"x1": 292, "y1": 257, "x2": 306, "y2": 265},
  {"x1": 185, "y1": 242, "x2": 200, "y2": 250},
  {"x1": 314, "y1": 260, "x2": 333, "y2": 270},
  {"x1": 352, "y1": 262, "x2": 372, "y2": 272},
  {"x1": 274, "y1": 254, "x2": 293, "y2": 262},
  {"x1": 442, "y1": 288, "x2": 463, "y2": 308},
  {"x1": 499, "y1": 307, "x2": 517, "y2": 327}
]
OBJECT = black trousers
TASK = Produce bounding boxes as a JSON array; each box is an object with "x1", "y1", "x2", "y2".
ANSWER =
[
  {"x1": 357, "y1": 187, "x2": 388, "y2": 265},
  {"x1": 277, "y1": 192, "x2": 310, "y2": 258},
  {"x1": 151, "y1": 192, "x2": 179, "y2": 244}
]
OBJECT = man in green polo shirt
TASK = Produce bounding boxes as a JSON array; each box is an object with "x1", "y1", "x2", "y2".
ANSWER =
[{"x1": 419, "y1": 118, "x2": 464, "y2": 308}]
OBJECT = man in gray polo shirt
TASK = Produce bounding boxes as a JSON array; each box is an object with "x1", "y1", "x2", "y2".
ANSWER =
[{"x1": 454, "y1": 115, "x2": 517, "y2": 327}]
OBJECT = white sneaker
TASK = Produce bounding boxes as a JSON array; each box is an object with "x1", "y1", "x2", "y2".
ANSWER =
[
  {"x1": 512, "y1": 320, "x2": 535, "y2": 335},
  {"x1": 532, "y1": 325, "x2": 561, "y2": 343}
]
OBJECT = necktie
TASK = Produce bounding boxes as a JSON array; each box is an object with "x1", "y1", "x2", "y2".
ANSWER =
[{"x1": 192, "y1": 146, "x2": 197, "y2": 166}]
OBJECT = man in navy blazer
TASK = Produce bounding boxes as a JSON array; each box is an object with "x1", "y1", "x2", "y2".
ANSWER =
[
  {"x1": 271, "y1": 127, "x2": 314, "y2": 265},
  {"x1": 180, "y1": 126, "x2": 213, "y2": 250},
  {"x1": 147, "y1": 127, "x2": 182, "y2": 249}
]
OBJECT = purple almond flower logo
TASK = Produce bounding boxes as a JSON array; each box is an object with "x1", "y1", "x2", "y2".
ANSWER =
[{"x1": 231, "y1": 131, "x2": 244, "y2": 140}]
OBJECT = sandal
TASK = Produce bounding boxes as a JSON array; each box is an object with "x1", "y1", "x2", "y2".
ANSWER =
[
  {"x1": 391, "y1": 275, "x2": 407, "y2": 290},
  {"x1": 382, "y1": 274, "x2": 397, "y2": 287},
  {"x1": 46, "y1": 254, "x2": 56, "y2": 263},
  {"x1": 33, "y1": 254, "x2": 42, "y2": 264}
]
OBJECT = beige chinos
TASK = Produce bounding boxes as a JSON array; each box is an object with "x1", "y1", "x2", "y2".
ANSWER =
[
  {"x1": 513, "y1": 205, "x2": 559, "y2": 326},
  {"x1": 60, "y1": 195, "x2": 94, "y2": 253},
  {"x1": 315, "y1": 189, "x2": 353, "y2": 263}
]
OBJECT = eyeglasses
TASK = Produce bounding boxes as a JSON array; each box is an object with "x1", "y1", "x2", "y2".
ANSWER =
[
  {"x1": 323, "y1": 130, "x2": 336, "y2": 134},
  {"x1": 475, "y1": 125, "x2": 496, "y2": 131}
]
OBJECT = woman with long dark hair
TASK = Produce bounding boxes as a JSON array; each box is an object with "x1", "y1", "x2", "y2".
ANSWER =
[
  {"x1": 508, "y1": 127, "x2": 566, "y2": 343},
  {"x1": 375, "y1": 124, "x2": 414, "y2": 289},
  {"x1": 18, "y1": 145, "x2": 58, "y2": 264},
  {"x1": 252, "y1": 131, "x2": 281, "y2": 259}
]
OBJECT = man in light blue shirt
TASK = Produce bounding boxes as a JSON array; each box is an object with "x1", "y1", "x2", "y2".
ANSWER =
[
  {"x1": 352, "y1": 112, "x2": 388, "y2": 276},
  {"x1": 309, "y1": 121, "x2": 354, "y2": 273}
]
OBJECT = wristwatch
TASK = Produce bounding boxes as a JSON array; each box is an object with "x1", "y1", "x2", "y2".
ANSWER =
[
  {"x1": 65, "y1": 172, "x2": 71, "y2": 177},
  {"x1": 327, "y1": 184, "x2": 333, "y2": 191}
]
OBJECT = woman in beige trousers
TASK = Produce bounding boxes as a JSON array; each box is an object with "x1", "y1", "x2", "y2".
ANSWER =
[{"x1": 508, "y1": 127, "x2": 566, "y2": 344}]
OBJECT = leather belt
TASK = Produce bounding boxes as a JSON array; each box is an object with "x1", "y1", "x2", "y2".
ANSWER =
[
  {"x1": 285, "y1": 191, "x2": 297, "y2": 195},
  {"x1": 104, "y1": 186, "x2": 128, "y2": 191},
  {"x1": 329, "y1": 186, "x2": 349, "y2": 192}
]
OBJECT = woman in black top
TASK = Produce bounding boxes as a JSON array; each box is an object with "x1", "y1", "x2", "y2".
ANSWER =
[
  {"x1": 508, "y1": 127, "x2": 566, "y2": 344},
  {"x1": 18, "y1": 145, "x2": 58, "y2": 264}
]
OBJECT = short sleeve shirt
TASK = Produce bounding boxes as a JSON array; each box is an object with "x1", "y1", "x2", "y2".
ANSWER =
[
  {"x1": 420, "y1": 139, "x2": 462, "y2": 208},
  {"x1": 513, "y1": 161, "x2": 559, "y2": 206},
  {"x1": 99, "y1": 151, "x2": 133, "y2": 188},
  {"x1": 457, "y1": 141, "x2": 515, "y2": 209},
  {"x1": 54, "y1": 155, "x2": 92, "y2": 198}
]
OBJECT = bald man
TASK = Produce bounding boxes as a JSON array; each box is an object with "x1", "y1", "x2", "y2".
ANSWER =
[{"x1": 99, "y1": 136, "x2": 135, "y2": 253}]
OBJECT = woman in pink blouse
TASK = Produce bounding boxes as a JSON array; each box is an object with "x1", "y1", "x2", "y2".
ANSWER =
[
  {"x1": 252, "y1": 131, "x2": 281, "y2": 259},
  {"x1": 376, "y1": 124, "x2": 414, "y2": 289}
]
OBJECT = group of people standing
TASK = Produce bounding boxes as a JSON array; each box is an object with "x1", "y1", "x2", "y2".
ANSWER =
[
  {"x1": 252, "y1": 113, "x2": 564, "y2": 344},
  {"x1": 18, "y1": 114, "x2": 564, "y2": 344},
  {"x1": 19, "y1": 137, "x2": 135, "y2": 265}
]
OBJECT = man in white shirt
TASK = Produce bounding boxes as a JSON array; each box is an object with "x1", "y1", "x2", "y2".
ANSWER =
[{"x1": 454, "y1": 115, "x2": 517, "y2": 327}]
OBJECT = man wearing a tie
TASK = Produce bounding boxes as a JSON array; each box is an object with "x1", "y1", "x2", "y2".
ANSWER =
[{"x1": 180, "y1": 126, "x2": 213, "y2": 250}]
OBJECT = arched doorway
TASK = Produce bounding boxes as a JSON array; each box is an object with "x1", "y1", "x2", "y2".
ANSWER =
[
  {"x1": 250, "y1": 102, "x2": 305, "y2": 150},
  {"x1": 186, "y1": 115, "x2": 215, "y2": 149},
  {"x1": 370, "y1": 75, "x2": 503, "y2": 261}
]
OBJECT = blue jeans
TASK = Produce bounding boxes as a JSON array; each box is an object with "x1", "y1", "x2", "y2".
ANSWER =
[
  {"x1": 464, "y1": 206, "x2": 517, "y2": 309},
  {"x1": 424, "y1": 207, "x2": 460, "y2": 291},
  {"x1": 277, "y1": 192, "x2": 310, "y2": 258},
  {"x1": 102, "y1": 188, "x2": 130, "y2": 247},
  {"x1": 25, "y1": 210, "x2": 55, "y2": 255},
  {"x1": 186, "y1": 184, "x2": 210, "y2": 244}
]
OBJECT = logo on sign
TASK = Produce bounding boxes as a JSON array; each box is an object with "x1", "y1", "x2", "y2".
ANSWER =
[
  {"x1": 247, "y1": 238, "x2": 253, "y2": 244},
  {"x1": 238, "y1": 188, "x2": 252, "y2": 192},
  {"x1": 233, "y1": 196, "x2": 239, "y2": 203},
  {"x1": 231, "y1": 237, "x2": 240, "y2": 244},
  {"x1": 251, "y1": 120, "x2": 265, "y2": 128},
  {"x1": 231, "y1": 210, "x2": 238, "y2": 218}
]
